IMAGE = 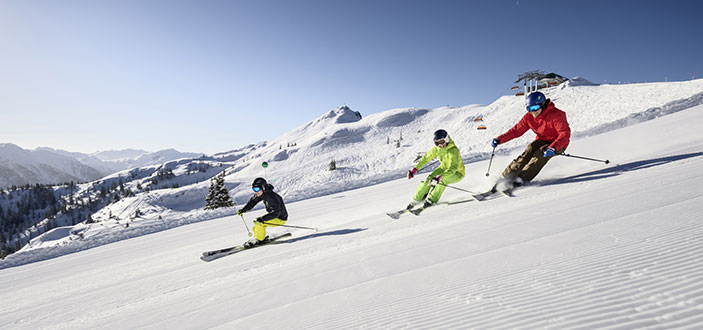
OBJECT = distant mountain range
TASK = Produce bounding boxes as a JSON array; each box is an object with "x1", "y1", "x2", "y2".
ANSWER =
[{"x1": 0, "y1": 144, "x2": 201, "y2": 187}]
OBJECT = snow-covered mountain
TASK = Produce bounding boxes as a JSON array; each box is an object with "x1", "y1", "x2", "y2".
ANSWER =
[
  {"x1": 1, "y1": 84, "x2": 702, "y2": 329},
  {"x1": 3, "y1": 78, "x2": 702, "y2": 267},
  {"x1": 216, "y1": 79, "x2": 703, "y2": 205},
  {"x1": 92, "y1": 148, "x2": 203, "y2": 172},
  {"x1": 37, "y1": 147, "x2": 119, "y2": 175},
  {"x1": 564, "y1": 76, "x2": 597, "y2": 86},
  {"x1": 91, "y1": 149, "x2": 151, "y2": 161},
  {"x1": 0, "y1": 146, "x2": 203, "y2": 187},
  {"x1": 0, "y1": 143, "x2": 104, "y2": 187},
  {"x1": 45, "y1": 147, "x2": 203, "y2": 174}
]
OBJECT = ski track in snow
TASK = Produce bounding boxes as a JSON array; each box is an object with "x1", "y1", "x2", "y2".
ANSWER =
[
  {"x1": 224, "y1": 155, "x2": 703, "y2": 330},
  {"x1": 2, "y1": 100, "x2": 703, "y2": 328}
]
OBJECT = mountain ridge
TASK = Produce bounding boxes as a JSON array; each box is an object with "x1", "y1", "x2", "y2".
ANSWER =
[{"x1": 0, "y1": 144, "x2": 203, "y2": 188}]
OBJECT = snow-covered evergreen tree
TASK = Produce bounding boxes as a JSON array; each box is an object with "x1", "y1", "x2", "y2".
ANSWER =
[{"x1": 204, "y1": 171, "x2": 233, "y2": 210}]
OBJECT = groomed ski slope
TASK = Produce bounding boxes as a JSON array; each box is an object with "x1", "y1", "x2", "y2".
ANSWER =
[
  {"x1": 6, "y1": 79, "x2": 702, "y2": 266},
  {"x1": 1, "y1": 105, "x2": 702, "y2": 329}
]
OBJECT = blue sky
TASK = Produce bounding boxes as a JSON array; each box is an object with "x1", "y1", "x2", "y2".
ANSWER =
[{"x1": 1, "y1": 0, "x2": 701, "y2": 154}]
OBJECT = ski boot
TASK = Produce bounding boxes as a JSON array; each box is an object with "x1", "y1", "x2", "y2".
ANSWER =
[
  {"x1": 242, "y1": 238, "x2": 259, "y2": 248},
  {"x1": 406, "y1": 200, "x2": 422, "y2": 210}
]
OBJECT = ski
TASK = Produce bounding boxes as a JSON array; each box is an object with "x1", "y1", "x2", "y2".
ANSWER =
[
  {"x1": 386, "y1": 209, "x2": 409, "y2": 219},
  {"x1": 472, "y1": 186, "x2": 497, "y2": 201},
  {"x1": 409, "y1": 204, "x2": 435, "y2": 215},
  {"x1": 388, "y1": 198, "x2": 473, "y2": 218},
  {"x1": 411, "y1": 200, "x2": 474, "y2": 215},
  {"x1": 201, "y1": 233, "x2": 292, "y2": 262},
  {"x1": 472, "y1": 186, "x2": 515, "y2": 201},
  {"x1": 501, "y1": 188, "x2": 514, "y2": 197},
  {"x1": 387, "y1": 205, "x2": 431, "y2": 218}
]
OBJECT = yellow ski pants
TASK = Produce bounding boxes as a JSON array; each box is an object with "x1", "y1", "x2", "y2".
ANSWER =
[
  {"x1": 412, "y1": 171, "x2": 464, "y2": 204},
  {"x1": 253, "y1": 218, "x2": 286, "y2": 241}
]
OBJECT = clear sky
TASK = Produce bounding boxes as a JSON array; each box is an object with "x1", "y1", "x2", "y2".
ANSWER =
[{"x1": 1, "y1": 0, "x2": 701, "y2": 155}]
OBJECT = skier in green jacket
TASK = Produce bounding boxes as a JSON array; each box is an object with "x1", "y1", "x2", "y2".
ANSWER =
[{"x1": 406, "y1": 129, "x2": 465, "y2": 209}]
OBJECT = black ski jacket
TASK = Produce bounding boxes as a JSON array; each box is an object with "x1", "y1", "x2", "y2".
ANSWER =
[{"x1": 240, "y1": 184, "x2": 288, "y2": 221}]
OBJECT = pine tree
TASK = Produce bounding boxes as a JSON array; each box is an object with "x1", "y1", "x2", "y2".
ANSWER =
[
  {"x1": 205, "y1": 171, "x2": 234, "y2": 210},
  {"x1": 205, "y1": 179, "x2": 217, "y2": 209}
]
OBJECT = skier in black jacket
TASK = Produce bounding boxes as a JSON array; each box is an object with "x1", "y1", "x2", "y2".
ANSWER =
[{"x1": 237, "y1": 177, "x2": 288, "y2": 247}]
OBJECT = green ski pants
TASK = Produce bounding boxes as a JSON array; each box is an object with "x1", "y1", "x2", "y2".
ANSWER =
[{"x1": 412, "y1": 171, "x2": 465, "y2": 204}]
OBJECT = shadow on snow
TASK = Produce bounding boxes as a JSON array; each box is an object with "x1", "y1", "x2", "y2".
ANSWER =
[
  {"x1": 539, "y1": 152, "x2": 703, "y2": 187},
  {"x1": 283, "y1": 228, "x2": 367, "y2": 244}
]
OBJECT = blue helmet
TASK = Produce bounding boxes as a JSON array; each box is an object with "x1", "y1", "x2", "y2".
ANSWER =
[{"x1": 525, "y1": 92, "x2": 546, "y2": 112}]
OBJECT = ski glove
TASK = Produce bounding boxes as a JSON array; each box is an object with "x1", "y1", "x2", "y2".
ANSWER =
[
  {"x1": 429, "y1": 175, "x2": 442, "y2": 186},
  {"x1": 237, "y1": 209, "x2": 244, "y2": 216},
  {"x1": 408, "y1": 168, "x2": 418, "y2": 179},
  {"x1": 491, "y1": 138, "x2": 500, "y2": 148},
  {"x1": 543, "y1": 147, "x2": 556, "y2": 158}
]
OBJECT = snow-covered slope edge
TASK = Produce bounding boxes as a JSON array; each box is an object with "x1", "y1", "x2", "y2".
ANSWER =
[
  {"x1": 0, "y1": 105, "x2": 701, "y2": 329},
  {"x1": 223, "y1": 80, "x2": 703, "y2": 205}
]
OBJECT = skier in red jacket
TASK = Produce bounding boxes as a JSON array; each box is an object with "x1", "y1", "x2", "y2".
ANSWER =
[{"x1": 491, "y1": 91, "x2": 571, "y2": 188}]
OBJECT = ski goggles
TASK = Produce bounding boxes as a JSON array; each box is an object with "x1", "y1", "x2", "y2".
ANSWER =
[
  {"x1": 252, "y1": 186, "x2": 262, "y2": 192},
  {"x1": 434, "y1": 139, "x2": 448, "y2": 146},
  {"x1": 527, "y1": 104, "x2": 542, "y2": 112}
]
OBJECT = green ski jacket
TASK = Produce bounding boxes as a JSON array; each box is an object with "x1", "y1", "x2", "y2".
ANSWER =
[{"x1": 414, "y1": 138, "x2": 465, "y2": 178}]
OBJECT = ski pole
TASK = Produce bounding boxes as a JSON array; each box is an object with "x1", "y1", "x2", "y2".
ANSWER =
[
  {"x1": 438, "y1": 183, "x2": 477, "y2": 195},
  {"x1": 485, "y1": 147, "x2": 496, "y2": 177},
  {"x1": 232, "y1": 200, "x2": 252, "y2": 236},
  {"x1": 408, "y1": 160, "x2": 439, "y2": 179},
  {"x1": 240, "y1": 214, "x2": 253, "y2": 236},
  {"x1": 561, "y1": 153, "x2": 610, "y2": 164},
  {"x1": 416, "y1": 160, "x2": 439, "y2": 172},
  {"x1": 260, "y1": 221, "x2": 318, "y2": 232}
]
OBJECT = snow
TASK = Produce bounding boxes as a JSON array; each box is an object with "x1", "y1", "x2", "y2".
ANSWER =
[
  {"x1": 4, "y1": 79, "x2": 703, "y2": 263},
  {"x1": 565, "y1": 76, "x2": 597, "y2": 86},
  {"x1": 91, "y1": 149, "x2": 151, "y2": 161},
  {"x1": 1, "y1": 80, "x2": 703, "y2": 328}
]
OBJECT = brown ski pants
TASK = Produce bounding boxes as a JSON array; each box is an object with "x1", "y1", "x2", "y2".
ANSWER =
[{"x1": 502, "y1": 140, "x2": 564, "y2": 183}]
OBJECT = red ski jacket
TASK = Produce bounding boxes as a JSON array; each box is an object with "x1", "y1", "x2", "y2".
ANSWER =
[{"x1": 497, "y1": 100, "x2": 571, "y2": 151}]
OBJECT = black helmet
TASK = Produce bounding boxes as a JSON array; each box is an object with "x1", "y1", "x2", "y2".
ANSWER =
[
  {"x1": 433, "y1": 129, "x2": 449, "y2": 146},
  {"x1": 252, "y1": 177, "x2": 267, "y2": 191}
]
